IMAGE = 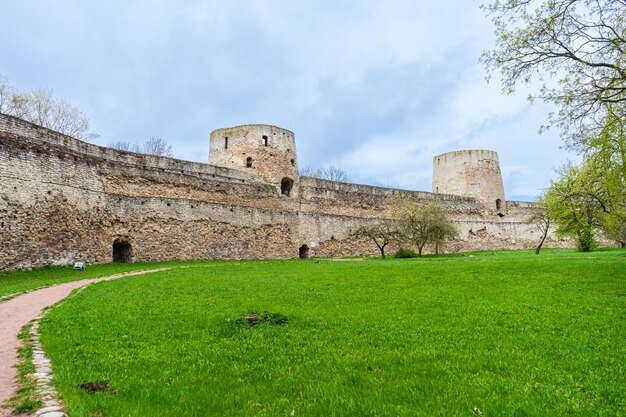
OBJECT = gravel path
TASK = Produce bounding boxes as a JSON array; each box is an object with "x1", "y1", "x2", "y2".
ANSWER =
[{"x1": 0, "y1": 268, "x2": 173, "y2": 416}]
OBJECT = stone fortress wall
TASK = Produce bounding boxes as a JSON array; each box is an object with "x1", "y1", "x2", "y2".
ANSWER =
[{"x1": 0, "y1": 113, "x2": 559, "y2": 270}]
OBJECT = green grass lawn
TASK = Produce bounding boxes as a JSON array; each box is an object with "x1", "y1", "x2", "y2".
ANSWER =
[
  {"x1": 37, "y1": 250, "x2": 625, "y2": 416},
  {"x1": 0, "y1": 260, "x2": 219, "y2": 299}
]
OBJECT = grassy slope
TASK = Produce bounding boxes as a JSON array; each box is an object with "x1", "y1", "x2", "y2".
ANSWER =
[
  {"x1": 0, "y1": 260, "x2": 219, "y2": 299},
  {"x1": 39, "y1": 250, "x2": 625, "y2": 416}
]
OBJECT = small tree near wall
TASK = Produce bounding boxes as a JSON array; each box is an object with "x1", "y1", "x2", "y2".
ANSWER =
[
  {"x1": 527, "y1": 196, "x2": 552, "y2": 255},
  {"x1": 350, "y1": 220, "x2": 400, "y2": 259},
  {"x1": 391, "y1": 198, "x2": 459, "y2": 256}
]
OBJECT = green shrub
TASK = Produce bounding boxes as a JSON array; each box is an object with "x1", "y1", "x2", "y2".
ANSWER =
[
  {"x1": 394, "y1": 247, "x2": 418, "y2": 258},
  {"x1": 577, "y1": 227, "x2": 597, "y2": 252}
]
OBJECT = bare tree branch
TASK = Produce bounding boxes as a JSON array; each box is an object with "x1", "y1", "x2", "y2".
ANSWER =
[{"x1": 299, "y1": 165, "x2": 351, "y2": 182}]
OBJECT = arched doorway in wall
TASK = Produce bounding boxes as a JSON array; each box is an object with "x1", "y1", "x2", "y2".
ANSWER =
[
  {"x1": 496, "y1": 198, "x2": 505, "y2": 217},
  {"x1": 299, "y1": 244, "x2": 309, "y2": 259},
  {"x1": 112, "y1": 239, "x2": 132, "y2": 263},
  {"x1": 281, "y1": 177, "x2": 294, "y2": 196}
]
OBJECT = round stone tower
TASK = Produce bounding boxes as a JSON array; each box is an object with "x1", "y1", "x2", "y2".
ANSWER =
[
  {"x1": 209, "y1": 124, "x2": 299, "y2": 197},
  {"x1": 432, "y1": 150, "x2": 505, "y2": 213}
]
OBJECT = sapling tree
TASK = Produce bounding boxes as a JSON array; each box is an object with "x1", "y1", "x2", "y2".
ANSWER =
[
  {"x1": 390, "y1": 198, "x2": 459, "y2": 256},
  {"x1": 350, "y1": 220, "x2": 400, "y2": 259},
  {"x1": 527, "y1": 196, "x2": 552, "y2": 254}
]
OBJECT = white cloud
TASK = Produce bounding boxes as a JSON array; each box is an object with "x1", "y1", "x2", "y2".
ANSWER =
[{"x1": 0, "y1": 0, "x2": 578, "y2": 200}]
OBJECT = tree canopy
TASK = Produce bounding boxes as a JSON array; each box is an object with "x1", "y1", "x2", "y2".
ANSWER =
[
  {"x1": 390, "y1": 199, "x2": 459, "y2": 256},
  {"x1": 545, "y1": 162, "x2": 605, "y2": 250},
  {"x1": 483, "y1": 0, "x2": 626, "y2": 249},
  {"x1": 482, "y1": 0, "x2": 626, "y2": 151},
  {"x1": 350, "y1": 220, "x2": 400, "y2": 258}
]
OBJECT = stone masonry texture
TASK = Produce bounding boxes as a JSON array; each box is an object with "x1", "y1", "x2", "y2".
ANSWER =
[{"x1": 0, "y1": 113, "x2": 568, "y2": 270}]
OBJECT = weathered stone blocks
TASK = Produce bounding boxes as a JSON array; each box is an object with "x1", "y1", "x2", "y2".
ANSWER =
[{"x1": 0, "y1": 114, "x2": 561, "y2": 271}]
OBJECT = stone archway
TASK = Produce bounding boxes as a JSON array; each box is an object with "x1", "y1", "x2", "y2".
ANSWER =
[
  {"x1": 299, "y1": 244, "x2": 309, "y2": 259},
  {"x1": 112, "y1": 239, "x2": 132, "y2": 263},
  {"x1": 281, "y1": 177, "x2": 294, "y2": 196}
]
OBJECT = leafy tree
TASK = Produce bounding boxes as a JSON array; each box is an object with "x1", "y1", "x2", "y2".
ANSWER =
[
  {"x1": 551, "y1": 112, "x2": 626, "y2": 248},
  {"x1": 0, "y1": 76, "x2": 95, "y2": 140},
  {"x1": 299, "y1": 165, "x2": 351, "y2": 182},
  {"x1": 483, "y1": 1, "x2": 626, "y2": 249},
  {"x1": 430, "y1": 212, "x2": 461, "y2": 255},
  {"x1": 481, "y1": 0, "x2": 626, "y2": 151},
  {"x1": 350, "y1": 220, "x2": 400, "y2": 258},
  {"x1": 586, "y1": 109, "x2": 626, "y2": 244},
  {"x1": 391, "y1": 199, "x2": 459, "y2": 256},
  {"x1": 603, "y1": 211, "x2": 626, "y2": 247},
  {"x1": 545, "y1": 162, "x2": 605, "y2": 251}
]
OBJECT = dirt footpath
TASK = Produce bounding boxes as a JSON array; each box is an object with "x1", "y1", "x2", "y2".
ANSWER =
[{"x1": 0, "y1": 268, "x2": 172, "y2": 416}]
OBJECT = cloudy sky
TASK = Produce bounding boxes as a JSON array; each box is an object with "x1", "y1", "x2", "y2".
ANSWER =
[{"x1": 0, "y1": 0, "x2": 573, "y2": 200}]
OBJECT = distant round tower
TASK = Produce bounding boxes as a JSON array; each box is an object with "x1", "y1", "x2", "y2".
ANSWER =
[
  {"x1": 209, "y1": 124, "x2": 299, "y2": 197},
  {"x1": 432, "y1": 150, "x2": 505, "y2": 213}
]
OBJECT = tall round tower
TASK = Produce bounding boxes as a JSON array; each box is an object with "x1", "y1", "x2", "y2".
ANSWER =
[
  {"x1": 209, "y1": 124, "x2": 299, "y2": 197},
  {"x1": 432, "y1": 150, "x2": 505, "y2": 213}
]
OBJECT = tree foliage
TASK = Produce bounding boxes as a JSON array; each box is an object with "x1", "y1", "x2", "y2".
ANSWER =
[
  {"x1": 0, "y1": 75, "x2": 95, "y2": 140},
  {"x1": 482, "y1": 0, "x2": 626, "y2": 151},
  {"x1": 586, "y1": 109, "x2": 626, "y2": 226},
  {"x1": 483, "y1": 1, "x2": 626, "y2": 249},
  {"x1": 350, "y1": 220, "x2": 400, "y2": 258},
  {"x1": 545, "y1": 162, "x2": 604, "y2": 250},
  {"x1": 390, "y1": 199, "x2": 459, "y2": 256},
  {"x1": 299, "y1": 165, "x2": 351, "y2": 182},
  {"x1": 603, "y1": 209, "x2": 626, "y2": 247},
  {"x1": 544, "y1": 111, "x2": 625, "y2": 249}
]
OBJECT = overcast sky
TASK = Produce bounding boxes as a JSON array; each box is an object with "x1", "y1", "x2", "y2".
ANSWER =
[{"x1": 0, "y1": 0, "x2": 573, "y2": 200}]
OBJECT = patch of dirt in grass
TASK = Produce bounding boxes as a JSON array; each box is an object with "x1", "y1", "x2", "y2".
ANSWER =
[
  {"x1": 77, "y1": 381, "x2": 109, "y2": 394},
  {"x1": 236, "y1": 312, "x2": 289, "y2": 327},
  {"x1": 244, "y1": 313, "x2": 259, "y2": 326}
]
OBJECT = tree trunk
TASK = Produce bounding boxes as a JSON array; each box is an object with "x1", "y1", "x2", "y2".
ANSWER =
[
  {"x1": 376, "y1": 242, "x2": 386, "y2": 259},
  {"x1": 435, "y1": 242, "x2": 439, "y2": 255},
  {"x1": 536, "y1": 224, "x2": 549, "y2": 254}
]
